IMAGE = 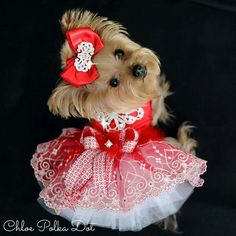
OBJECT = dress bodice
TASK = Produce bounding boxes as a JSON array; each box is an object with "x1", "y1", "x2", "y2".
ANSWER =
[
  {"x1": 92, "y1": 101, "x2": 165, "y2": 143},
  {"x1": 92, "y1": 101, "x2": 153, "y2": 133}
]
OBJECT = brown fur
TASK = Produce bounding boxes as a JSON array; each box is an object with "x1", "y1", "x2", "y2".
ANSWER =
[{"x1": 48, "y1": 9, "x2": 197, "y2": 231}]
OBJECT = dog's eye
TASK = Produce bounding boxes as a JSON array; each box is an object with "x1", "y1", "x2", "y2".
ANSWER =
[
  {"x1": 114, "y1": 49, "x2": 124, "y2": 59},
  {"x1": 109, "y1": 78, "x2": 120, "y2": 87}
]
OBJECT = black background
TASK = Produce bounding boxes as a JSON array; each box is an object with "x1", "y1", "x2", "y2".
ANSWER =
[{"x1": 1, "y1": 0, "x2": 236, "y2": 235}]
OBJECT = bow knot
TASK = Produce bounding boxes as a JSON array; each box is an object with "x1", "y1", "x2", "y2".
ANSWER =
[
  {"x1": 80, "y1": 126, "x2": 139, "y2": 154},
  {"x1": 60, "y1": 28, "x2": 104, "y2": 87}
]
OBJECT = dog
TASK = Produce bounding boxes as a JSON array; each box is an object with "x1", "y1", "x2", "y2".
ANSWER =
[{"x1": 44, "y1": 9, "x2": 198, "y2": 231}]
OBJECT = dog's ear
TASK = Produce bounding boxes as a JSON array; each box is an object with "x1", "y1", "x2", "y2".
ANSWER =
[
  {"x1": 60, "y1": 9, "x2": 94, "y2": 33},
  {"x1": 47, "y1": 81, "x2": 88, "y2": 118},
  {"x1": 60, "y1": 9, "x2": 127, "y2": 37}
]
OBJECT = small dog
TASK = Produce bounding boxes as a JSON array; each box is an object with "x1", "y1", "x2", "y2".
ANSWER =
[{"x1": 39, "y1": 9, "x2": 202, "y2": 231}]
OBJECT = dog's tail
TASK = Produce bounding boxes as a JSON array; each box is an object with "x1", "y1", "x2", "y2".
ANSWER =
[{"x1": 177, "y1": 122, "x2": 197, "y2": 154}]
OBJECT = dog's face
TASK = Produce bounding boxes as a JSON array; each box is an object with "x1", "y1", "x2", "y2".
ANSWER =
[{"x1": 48, "y1": 10, "x2": 161, "y2": 119}]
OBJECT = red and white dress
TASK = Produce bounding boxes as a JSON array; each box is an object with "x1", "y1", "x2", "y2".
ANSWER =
[{"x1": 31, "y1": 101, "x2": 207, "y2": 231}]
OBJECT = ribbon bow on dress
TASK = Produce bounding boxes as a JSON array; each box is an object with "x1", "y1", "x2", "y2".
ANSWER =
[
  {"x1": 60, "y1": 28, "x2": 104, "y2": 87},
  {"x1": 64, "y1": 127, "x2": 155, "y2": 195}
]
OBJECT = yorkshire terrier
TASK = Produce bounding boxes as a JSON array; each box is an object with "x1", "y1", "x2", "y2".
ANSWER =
[{"x1": 33, "y1": 9, "x2": 205, "y2": 231}]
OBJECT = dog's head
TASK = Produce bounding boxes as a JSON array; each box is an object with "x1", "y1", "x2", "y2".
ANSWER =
[{"x1": 48, "y1": 9, "x2": 162, "y2": 120}]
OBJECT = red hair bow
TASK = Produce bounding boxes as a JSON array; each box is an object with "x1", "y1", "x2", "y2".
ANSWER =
[{"x1": 60, "y1": 28, "x2": 104, "y2": 87}]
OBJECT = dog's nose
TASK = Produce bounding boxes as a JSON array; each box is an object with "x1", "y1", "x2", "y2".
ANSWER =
[{"x1": 133, "y1": 64, "x2": 147, "y2": 78}]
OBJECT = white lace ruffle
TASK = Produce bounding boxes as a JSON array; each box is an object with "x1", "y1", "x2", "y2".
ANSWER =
[{"x1": 38, "y1": 181, "x2": 194, "y2": 231}]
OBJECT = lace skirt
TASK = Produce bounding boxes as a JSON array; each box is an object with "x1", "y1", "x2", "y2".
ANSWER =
[{"x1": 31, "y1": 126, "x2": 207, "y2": 231}]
